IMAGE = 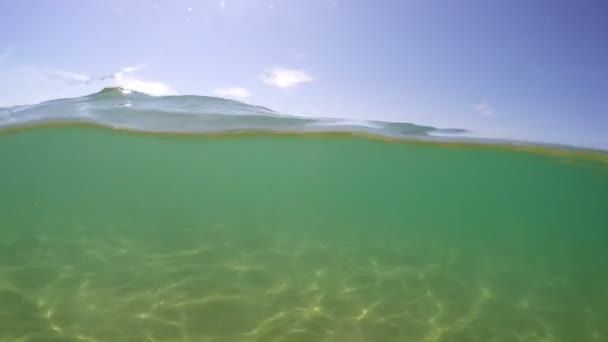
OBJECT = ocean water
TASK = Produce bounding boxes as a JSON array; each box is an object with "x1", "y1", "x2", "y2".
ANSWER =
[{"x1": 1, "y1": 89, "x2": 607, "y2": 342}]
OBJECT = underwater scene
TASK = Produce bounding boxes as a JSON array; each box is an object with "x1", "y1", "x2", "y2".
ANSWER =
[{"x1": 1, "y1": 89, "x2": 607, "y2": 342}]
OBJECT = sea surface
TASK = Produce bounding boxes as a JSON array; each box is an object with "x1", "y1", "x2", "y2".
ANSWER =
[{"x1": 1, "y1": 88, "x2": 607, "y2": 341}]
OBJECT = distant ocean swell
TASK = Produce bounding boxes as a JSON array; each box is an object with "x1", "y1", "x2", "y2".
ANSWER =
[{"x1": 0, "y1": 87, "x2": 467, "y2": 137}]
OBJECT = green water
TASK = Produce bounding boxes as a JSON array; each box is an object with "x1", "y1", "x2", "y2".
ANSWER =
[{"x1": 1, "y1": 126, "x2": 607, "y2": 342}]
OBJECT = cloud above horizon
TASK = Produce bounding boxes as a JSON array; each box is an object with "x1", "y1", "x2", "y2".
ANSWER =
[
  {"x1": 45, "y1": 64, "x2": 177, "y2": 96},
  {"x1": 111, "y1": 65, "x2": 176, "y2": 96},
  {"x1": 471, "y1": 102, "x2": 494, "y2": 116},
  {"x1": 260, "y1": 67, "x2": 314, "y2": 89},
  {"x1": 213, "y1": 87, "x2": 251, "y2": 98},
  {"x1": 47, "y1": 70, "x2": 91, "y2": 84},
  {"x1": 113, "y1": 74, "x2": 177, "y2": 96}
]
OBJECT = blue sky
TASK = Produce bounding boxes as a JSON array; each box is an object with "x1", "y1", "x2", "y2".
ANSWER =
[{"x1": 1, "y1": 0, "x2": 607, "y2": 148}]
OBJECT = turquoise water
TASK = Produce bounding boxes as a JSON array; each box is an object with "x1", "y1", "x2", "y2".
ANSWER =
[{"x1": 1, "y1": 90, "x2": 607, "y2": 341}]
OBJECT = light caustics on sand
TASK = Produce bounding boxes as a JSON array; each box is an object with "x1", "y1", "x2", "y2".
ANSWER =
[{"x1": 0, "y1": 221, "x2": 587, "y2": 342}]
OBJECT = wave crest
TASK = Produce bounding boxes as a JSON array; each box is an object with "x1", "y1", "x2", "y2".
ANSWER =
[{"x1": 0, "y1": 88, "x2": 467, "y2": 138}]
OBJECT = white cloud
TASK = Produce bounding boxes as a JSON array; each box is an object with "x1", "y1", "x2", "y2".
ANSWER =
[
  {"x1": 121, "y1": 64, "x2": 146, "y2": 73},
  {"x1": 213, "y1": 87, "x2": 251, "y2": 98},
  {"x1": 260, "y1": 67, "x2": 314, "y2": 89},
  {"x1": 47, "y1": 64, "x2": 143, "y2": 85},
  {"x1": 219, "y1": 1, "x2": 226, "y2": 10},
  {"x1": 47, "y1": 70, "x2": 91, "y2": 84},
  {"x1": 44, "y1": 64, "x2": 177, "y2": 96},
  {"x1": 113, "y1": 72, "x2": 177, "y2": 96},
  {"x1": 471, "y1": 102, "x2": 494, "y2": 116}
]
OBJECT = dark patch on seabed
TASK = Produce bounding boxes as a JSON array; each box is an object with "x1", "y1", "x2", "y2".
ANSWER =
[{"x1": 1, "y1": 125, "x2": 607, "y2": 341}]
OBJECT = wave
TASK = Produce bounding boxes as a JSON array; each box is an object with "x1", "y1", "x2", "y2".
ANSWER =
[{"x1": 0, "y1": 87, "x2": 467, "y2": 139}]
